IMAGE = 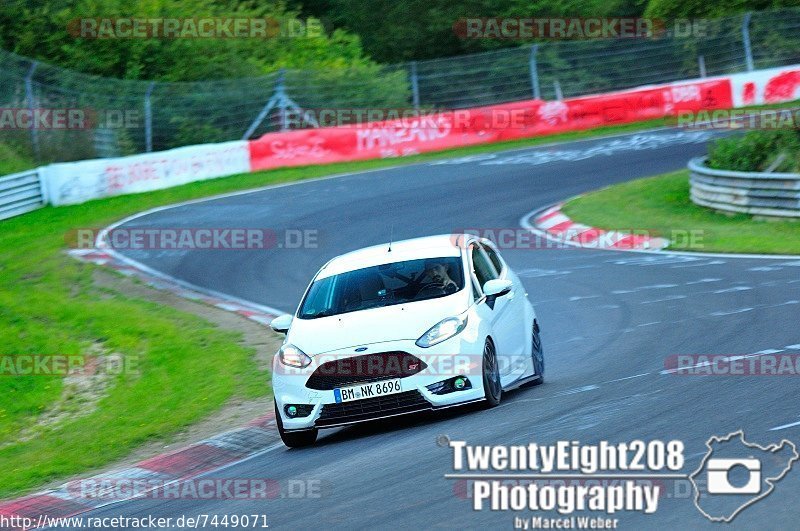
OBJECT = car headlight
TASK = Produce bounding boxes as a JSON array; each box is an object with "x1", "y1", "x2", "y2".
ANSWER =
[
  {"x1": 278, "y1": 344, "x2": 312, "y2": 368},
  {"x1": 416, "y1": 315, "x2": 468, "y2": 348}
]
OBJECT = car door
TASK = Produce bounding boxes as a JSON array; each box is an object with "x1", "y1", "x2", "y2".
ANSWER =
[
  {"x1": 468, "y1": 242, "x2": 523, "y2": 381},
  {"x1": 480, "y1": 240, "x2": 529, "y2": 373}
]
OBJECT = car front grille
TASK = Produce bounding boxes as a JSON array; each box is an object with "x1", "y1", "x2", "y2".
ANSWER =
[
  {"x1": 315, "y1": 390, "x2": 430, "y2": 427},
  {"x1": 305, "y1": 351, "x2": 427, "y2": 390}
]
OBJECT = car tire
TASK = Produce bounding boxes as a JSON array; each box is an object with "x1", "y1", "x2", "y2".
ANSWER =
[
  {"x1": 531, "y1": 319, "x2": 545, "y2": 385},
  {"x1": 482, "y1": 338, "x2": 502, "y2": 407},
  {"x1": 275, "y1": 401, "x2": 318, "y2": 448}
]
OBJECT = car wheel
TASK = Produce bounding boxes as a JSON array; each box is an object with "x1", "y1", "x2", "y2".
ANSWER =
[
  {"x1": 275, "y1": 401, "x2": 318, "y2": 448},
  {"x1": 482, "y1": 338, "x2": 502, "y2": 407}
]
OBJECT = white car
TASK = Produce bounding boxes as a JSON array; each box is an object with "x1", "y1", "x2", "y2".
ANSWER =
[{"x1": 270, "y1": 234, "x2": 544, "y2": 447}]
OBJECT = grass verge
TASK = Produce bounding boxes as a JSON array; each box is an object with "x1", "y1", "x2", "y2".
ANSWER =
[{"x1": 561, "y1": 170, "x2": 800, "y2": 255}]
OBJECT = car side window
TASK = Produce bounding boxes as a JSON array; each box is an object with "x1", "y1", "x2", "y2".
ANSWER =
[
  {"x1": 481, "y1": 243, "x2": 505, "y2": 276},
  {"x1": 470, "y1": 244, "x2": 498, "y2": 292}
]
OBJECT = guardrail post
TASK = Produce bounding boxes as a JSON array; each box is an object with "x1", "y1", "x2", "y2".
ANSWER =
[
  {"x1": 144, "y1": 82, "x2": 155, "y2": 153},
  {"x1": 742, "y1": 12, "x2": 754, "y2": 72},
  {"x1": 276, "y1": 70, "x2": 290, "y2": 131},
  {"x1": 410, "y1": 61, "x2": 420, "y2": 110},
  {"x1": 529, "y1": 44, "x2": 541, "y2": 100},
  {"x1": 25, "y1": 61, "x2": 40, "y2": 161},
  {"x1": 553, "y1": 80, "x2": 563, "y2": 101}
]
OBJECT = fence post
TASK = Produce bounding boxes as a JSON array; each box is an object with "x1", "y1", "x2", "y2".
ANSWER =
[
  {"x1": 25, "y1": 61, "x2": 40, "y2": 161},
  {"x1": 144, "y1": 82, "x2": 155, "y2": 153},
  {"x1": 276, "y1": 70, "x2": 290, "y2": 131},
  {"x1": 698, "y1": 55, "x2": 707, "y2": 78},
  {"x1": 742, "y1": 12, "x2": 754, "y2": 72},
  {"x1": 410, "y1": 61, "x2": 420, "y2": 110},
  {"x1": 529, "y1": 45, "x2": 541, "y2": 100},
  {"x1": 553, "y1": 80, "x2": 563, "y2": 101}
]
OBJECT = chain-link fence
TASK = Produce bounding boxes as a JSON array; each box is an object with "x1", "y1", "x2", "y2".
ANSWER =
[{"x1": 2, "y1": 9, "x2": 800, "y2": 165}]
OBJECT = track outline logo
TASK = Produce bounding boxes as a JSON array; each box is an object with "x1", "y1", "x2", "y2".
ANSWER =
[{"x1": 689, "y1": 430, "x2": 798, "y2": 522}]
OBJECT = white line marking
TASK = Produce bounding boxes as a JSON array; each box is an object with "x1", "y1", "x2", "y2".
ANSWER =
[
  {"x1": 710, "y1": 307, "x2": 754, "y2": 316},
  {"x1": 713, "y1": 286, "x2": 752, "y2": 293},
  {"x1": 551, "y1": 385, "x2": 601, "y2": 397},
  {"x1": 670, "y1": 260, "x2": 726, "y2": 267},
  {"x1": 603, "y1": 372, "x2": 652, "y2": 383},
  {"x1": 770, "y1": 420, "x2": 800, "y2": 431},
  {"x1": 640, "y1": 295, "x2": 687, "y2": 304},
  {"x1": 685, "y1": 278, "x2": 722, "y2": 285}
]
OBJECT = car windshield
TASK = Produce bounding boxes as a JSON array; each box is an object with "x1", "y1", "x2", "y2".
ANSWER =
[{"x1": 298, "y1": 256, "x2": 464, "y2": 319}]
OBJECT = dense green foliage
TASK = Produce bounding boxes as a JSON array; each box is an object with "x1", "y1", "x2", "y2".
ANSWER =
[
  {"x1": 293, "y1": 0, "x2": 800, "y2": 63},
  {"x1": 2, "y1": 0, "x2": 797, "y2": 76},
  {"x1": 0, "y1": 0, "x2": 379, "y2": 80},
  {"x1": 644, "y1": 0, "x2": 798, "y2": 19},
  {"x1": 708, "y1": 129, "x2": 800, "y2": 172}
]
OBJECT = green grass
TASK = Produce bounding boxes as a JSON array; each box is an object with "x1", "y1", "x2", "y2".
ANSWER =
[
  {"x1": 561, "y1": 170, "x2": 800, "y2": 255},
  {"x1": 0, "y1": 144, "x2": 35, "y2": 175},
  {"x1": 0, "y1": 205, "x2": 272, "y2": 496}
]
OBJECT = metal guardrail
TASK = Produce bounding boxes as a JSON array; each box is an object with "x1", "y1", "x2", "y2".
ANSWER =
[
  {"x1": 689, "y1": 157, "x2": 800, "y2": 218},
  {"x1": 0, "y1": 169, "x2": 46, "y2": 220}
]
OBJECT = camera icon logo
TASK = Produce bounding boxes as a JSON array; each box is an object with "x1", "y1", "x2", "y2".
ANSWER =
[
  {"x1": 706, "y1": 458, "x2": 761, "y2": 495},
  {"x1": 690, "y1": 431, "x2": 799, "y2": 522}
]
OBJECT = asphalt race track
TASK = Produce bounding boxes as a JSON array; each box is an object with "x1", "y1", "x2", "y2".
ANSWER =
[{"x1": 69, "y1": 130, "x2": 800, "y2": 528}]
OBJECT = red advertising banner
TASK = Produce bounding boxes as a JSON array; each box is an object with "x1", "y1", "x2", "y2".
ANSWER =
[{"x1": 248, "y1": 78, "x2": 733, "y2": 172}]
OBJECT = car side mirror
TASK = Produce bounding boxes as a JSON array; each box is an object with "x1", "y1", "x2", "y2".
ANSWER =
[
  {"x1": 483, "y1": 279, "x2": 512, "y2": 298},
  {"x1": 270, "y1": 314, "x2": 293, "y2": 334},
  {"x1": 482, "y1": 279, "x2": 512, "y2": 310}
]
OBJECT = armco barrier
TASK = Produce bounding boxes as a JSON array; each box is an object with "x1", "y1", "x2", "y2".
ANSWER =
[
  {"x1": 0, "y1": 65, "x2": 798, "y2": 216},
  {"x1": 0, "y1": 169, "x2": 47, "y2": 220},
  {"x1": 689, "y1": 157, "x2": 800, "y2": 218}
]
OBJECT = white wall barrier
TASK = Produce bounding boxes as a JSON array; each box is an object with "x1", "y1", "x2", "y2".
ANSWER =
[
  {"x1": 730, "y1": 65, "x2": 800, "y2": 108},
  {"x1": 42, "y1": 140, "x2": 250, "y2": 206}
]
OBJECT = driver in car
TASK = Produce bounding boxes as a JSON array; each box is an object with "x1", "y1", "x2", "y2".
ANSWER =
[{"x1": 421, "y1": 259, "x2": 457, "y2": 293}]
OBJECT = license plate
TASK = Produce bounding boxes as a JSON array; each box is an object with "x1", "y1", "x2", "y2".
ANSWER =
[{"x1": 334, "y1": 379, "x2": 402, "y2": 403}]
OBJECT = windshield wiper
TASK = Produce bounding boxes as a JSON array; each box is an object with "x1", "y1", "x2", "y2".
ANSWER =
[{"x1": 305, "y1": 310, "x2": 334, "y2": 319}]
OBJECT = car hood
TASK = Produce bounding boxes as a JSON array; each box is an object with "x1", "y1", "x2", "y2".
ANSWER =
[{"x1": 287, "y1": 294, "x2": 467, "y2": 356}]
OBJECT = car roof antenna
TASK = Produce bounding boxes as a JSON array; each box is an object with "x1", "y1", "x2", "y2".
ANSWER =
[{"x1": 388, "y1": 223, "x2": 393, "y2": 252}]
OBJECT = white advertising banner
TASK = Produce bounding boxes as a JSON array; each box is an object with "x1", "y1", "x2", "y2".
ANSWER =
[
  {"x1": 729, "y1": 65, "x2": 800, "y2": 108},
  {"x1": 43, "y1": 140, "x2": 250, "y2": 206}
]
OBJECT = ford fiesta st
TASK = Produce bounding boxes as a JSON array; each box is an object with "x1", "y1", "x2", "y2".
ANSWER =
[{"x1": 269, "y1": 234, "x2": 544, "y2": 447}]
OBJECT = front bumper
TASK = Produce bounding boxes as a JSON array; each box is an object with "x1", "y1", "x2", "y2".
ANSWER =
[{"x1": 273, "y1": 338, "x2": 486, "y2": 430}]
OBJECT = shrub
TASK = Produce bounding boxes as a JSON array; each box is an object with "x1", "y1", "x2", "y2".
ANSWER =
[{"x1": 707, "y1": 129, "x2": 800, "y2": 172}]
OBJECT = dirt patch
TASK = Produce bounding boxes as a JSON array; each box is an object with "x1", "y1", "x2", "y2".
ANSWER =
[
  {"x1": 92, "y1": 269, "x2": 280, "y2": 371},
  {"x1": 4, "y1": 345, "x2": 125, "y2": 449},
  {"x1": 38, "y1": 269, "x2": 284, "y2": 489}
]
